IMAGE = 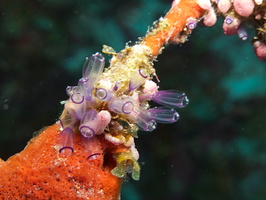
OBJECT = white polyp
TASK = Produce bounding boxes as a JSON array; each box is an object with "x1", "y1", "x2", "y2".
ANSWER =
[
  {"x1": 203, "y1": 7, "x2": 217, "y2": 27},
  {"x1": 124, "y1": 136, "x2": 134, "y2": 147},
  {"x1": 130, "y1": 141, "x2": 139, "y2": 160},
  {"x1": 105, "y1": 133, "x2": 124, "y2": 145},
  {"x1": 131, "y1": 91, "x2": 140, "y2": 105},
  {"x1": 139, "y1": 81, "x2": 158, "y2": 102},
  {"x1": 233, "y1": 0, "x2": 255, "y2": 17},
  {"x1": 142, "y1": 80, "x2": 158, "y2": 94},
  {"x1": 255, "y1": 14, "x2": 262, "y2": 20},
  {"x1": 98, "y1": 78, "x2": 113, "y2": 90},
  {"x1": 171, "y1": 0, "x2": 180, "y2": 7},
  {"x1": 129, "y1": 69, "x2": 148, "y2": 90},
  {"x1": 254, "y1": 0, "x2": 263, "y2": 5},
  {"x1": 139, "y1": 93, "x2": 153, "y2": 102},
  {"x1": 253, "y1": 41, "x2": 266, "y2": 61},
  {"x1": 79, "y1": 109, "x2": 100, "y2": 138},
  {"x1": 116, "y1": 125, "x2": 123, "y2": 131},
  {"x1": 108, "y1": 96, "x2": 135, "y2": 114},
  {"x1": 217, "y1": 0, "x2": 231, "y2": 13},
  {"x1": 197, "y1": 0, "x2": 211, "y2": 10},
  {"x1": 97, "y1": 110, "x2": 111, "y2": 135}
]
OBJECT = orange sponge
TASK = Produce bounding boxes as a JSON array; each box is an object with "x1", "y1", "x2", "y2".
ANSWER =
[{"x1": 0, "y1": 124, "x2": 122, "y2": 199}]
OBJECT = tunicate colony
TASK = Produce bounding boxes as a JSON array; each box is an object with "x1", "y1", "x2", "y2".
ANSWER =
[{"x1": 57, "y1": 51, "x2": 189, "y2": 180}]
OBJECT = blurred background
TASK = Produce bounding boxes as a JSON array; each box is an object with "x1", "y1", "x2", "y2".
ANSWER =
[{"x1": 0, "y1": 0, "x2": 266, "y2": 199}]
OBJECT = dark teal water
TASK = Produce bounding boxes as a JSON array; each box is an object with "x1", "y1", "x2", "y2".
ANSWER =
[{"x1": 0, "y1": 0, "x2": 265, "y2": 199}]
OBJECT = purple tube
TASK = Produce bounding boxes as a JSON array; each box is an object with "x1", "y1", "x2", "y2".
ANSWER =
[
  {"x1": 148, "y1": 107, "x2": 179, "y2": 124},
  {"x1": 67, "y1": 91, "x2": 86, "y2": 120},
  {"x1": 134, "y1": 110, "x2": 157, "y2": 132},
  {"x1": 78, "y1": 77, "x2": 94, "y2": 101},
  {"x1": 60, "y1": 105, "x2": 79, "y2": 128},
  {"x1": 82, "y1": 53, "x2": 105, "y2": 79},
  {"x1": 224, "y1": 16, "x2": 234, "y2": 25},
  {"x1": 129, "y1": 69, "x2": 148, "y2": 90},
  {"x1": 187, "y1": 18, "x2": 197, "y2": 30},
  {"x1": 113, "y1": 81, "x2": 120, "y2": 91},
  {"x1": 66, "y1": 86, "x2": 79, "y2": 97},
  {"x1": 237, "y1": 25, "x2": 248, "y2": 40},
  {"x1": 79, "y1": 109, "x2": 100, "y2": 138},
  {"x1": 87, "y1": 152, "x2": 102, "y2": 160},
  {"x1": 82, "y1": 53, "x2": 105, "y2": 82},
  {"x1": 152, "y1": 90, "x2": 189, "y2": 108},
  {"x1": 80, "y1": 53, "x2": 105, "y2": 100},
  {"x1": 59, "y1": 127, "x2": 74, "y2": 157},
  {"x1": 71, "y1": 92, "x2": 84, "y2": 104},
  {"x1": 108, "y1": 96, "x2": 135, "y2": 114},
  {"x1": 79, "y1": 126, "x2": 96, "y2": 138},
  {"x1": 96, "y1": 88, "x2": 113, "y2": 102}
]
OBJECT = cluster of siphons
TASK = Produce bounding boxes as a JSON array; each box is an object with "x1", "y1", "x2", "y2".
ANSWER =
[
  {"x1": 57, "y1": 46, "x2": 189, "y2": 180},
  {"x1": 182, "y1": 0, "x2": 266, "y2": 60}
]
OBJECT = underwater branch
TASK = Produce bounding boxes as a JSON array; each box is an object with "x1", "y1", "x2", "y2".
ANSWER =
[{"x1": 0, "y1": 0, "x2": 265, "y2": 199}]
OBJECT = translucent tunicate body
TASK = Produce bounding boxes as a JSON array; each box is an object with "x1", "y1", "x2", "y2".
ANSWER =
[
  {"x1": 58, "y1": 127, "x2": 74, "y2": 157},
  {"x1": 108, "y1": 96, "x2": 135, "y2": 114},
  {"x1": 79, "y1": 109, "x2": 100, "y2": 138},
  {"x1": 152, "y1": 90, "x2": 189, "y2": 108},
  {"x1": 148, "y1": 107, "x2": 179, "y2": 124},
  {"x1": 129, "y1": 69, "x2": 148, "y2": 90},
  {"x1": 80, "y1": 53, "x2": 105, "y2": 100}
]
